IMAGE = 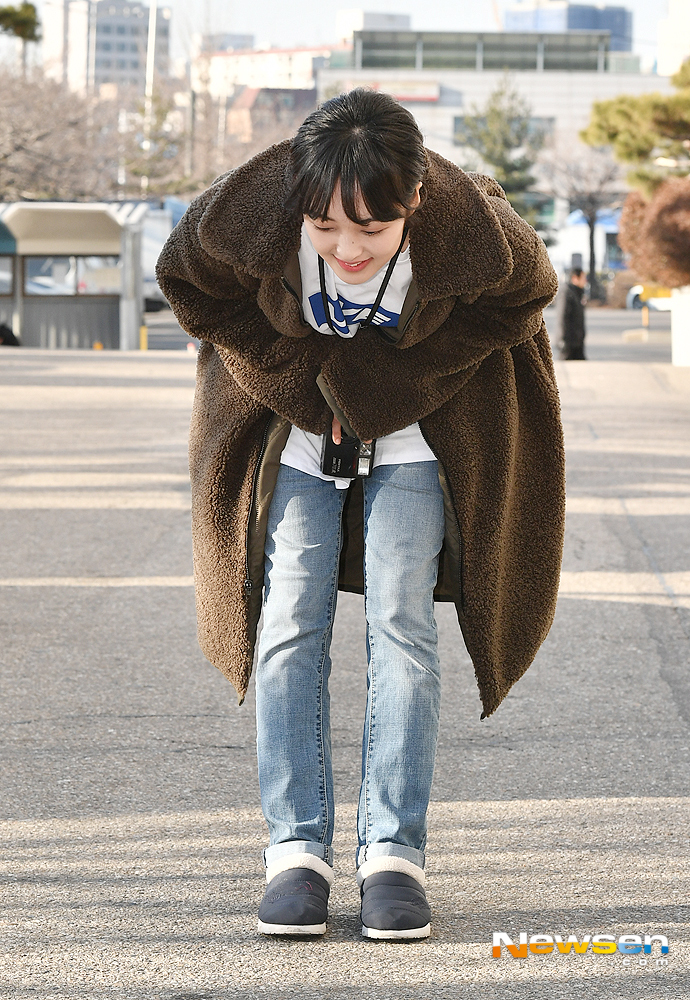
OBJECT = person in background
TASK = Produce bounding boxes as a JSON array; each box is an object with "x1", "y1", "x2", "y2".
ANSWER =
[
  {"x1": 0, "y1": 323, "x2": 20, "y2": 346},
  {"x1": 559, "y1": 267, "x2": 587, "y2": 360}
]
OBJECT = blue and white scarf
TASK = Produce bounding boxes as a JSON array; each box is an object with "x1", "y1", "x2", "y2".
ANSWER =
[{"x1": 298, "y1": 223, "x2": 412, "y2": 339}]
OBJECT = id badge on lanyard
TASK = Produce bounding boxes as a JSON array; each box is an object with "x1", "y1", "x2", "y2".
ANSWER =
[{"x1": 316, "y1": 229, "x2": 407, "y2": 480}]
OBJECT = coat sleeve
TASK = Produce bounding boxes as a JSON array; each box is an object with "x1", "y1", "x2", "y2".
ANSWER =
[
  {"x1": 318, "y1": 202, "x2": 559, "y2": 441},
  {"x1": 155, "y1": 191, "x2": 331, "y2": 433}
]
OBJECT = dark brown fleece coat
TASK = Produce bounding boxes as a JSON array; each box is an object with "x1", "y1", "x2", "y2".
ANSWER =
[{"x1": 156, "y1": 140, "x2": 564, "y2": 719}]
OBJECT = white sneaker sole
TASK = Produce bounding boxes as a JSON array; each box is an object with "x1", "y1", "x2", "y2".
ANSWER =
[
  {"x1": 257, "y1": 919, "x2": 326, "y2": 936},
  {"x1": 361, "y1": 922, "x2": 431, "y2": 940}
]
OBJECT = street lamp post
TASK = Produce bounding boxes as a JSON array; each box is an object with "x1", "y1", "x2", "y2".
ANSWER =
[{"x1": 140, "y1": 1, "x2": 157, "y2": 196}]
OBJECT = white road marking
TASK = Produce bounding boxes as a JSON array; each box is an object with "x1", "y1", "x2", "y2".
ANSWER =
[
  {"x1": 0, "y1": 491, "x2": 189, "y2": 509},
  {"x1": 0, "y1": 576, "x2": 194, "y2": 587},
  {"x1": 566, "y1": 497, "x2": 690, "y2": 515}
]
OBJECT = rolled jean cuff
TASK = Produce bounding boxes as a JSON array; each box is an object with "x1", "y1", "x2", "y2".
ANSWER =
[
  {"x1": 356, "y1": 842, "x2": 425, "y2": 871},
  {"x1": 263, "y1": 841, "x2": 334, "y2": 869}
]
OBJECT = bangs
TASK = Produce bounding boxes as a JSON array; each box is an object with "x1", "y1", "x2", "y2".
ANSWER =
[
  {"x1": 292, "y1": 142, "x2": 414, "y2": 226},
  {"x1": 288, "y1": 89, "x2": 426, "y2": 224}
]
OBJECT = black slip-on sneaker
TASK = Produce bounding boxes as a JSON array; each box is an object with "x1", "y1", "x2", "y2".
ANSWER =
[
  {"x1": 257, "y1": 868, "x2": 330, "y2": 935},
  {"x1": 360, "y1": 871, "x2": 431, "y2": 940}
]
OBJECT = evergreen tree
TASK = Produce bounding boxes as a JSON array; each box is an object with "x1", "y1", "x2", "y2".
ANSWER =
[
  {"x1": 456, "y1": 77, "x2": 546, "y2": 225},
  {"x1": 582, "y1": 59, "x2": 690, "y2": 196},
  {"x1": 0, "y1": 3, "x2": 40, "y2": 77}
]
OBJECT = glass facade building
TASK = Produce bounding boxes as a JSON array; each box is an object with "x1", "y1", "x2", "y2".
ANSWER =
[
  {"x1": 354, "y1": 30, "x2": 611, "y2": 73},
  {"x1": 505, "y1": 3, "x2": 632, "y2": 52}
]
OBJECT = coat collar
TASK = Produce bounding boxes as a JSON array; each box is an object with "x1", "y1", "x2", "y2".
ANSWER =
[{"x1": 197, "y1": 139, "x2": 514, "y2": 301}]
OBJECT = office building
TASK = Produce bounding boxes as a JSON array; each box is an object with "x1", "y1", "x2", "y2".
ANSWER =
[
  {"x1": 43, "y1": 0, "x2": 171, "y2": 95},
  {"x1": 505, "y1": 1, "x2": 632, "y2": 52},
  {"x1": 351, "y1": 28, "x2": 611, "y2": 72},
  {"x1": 194, "y1": 45, "x2": 341, "y2": 98},
  {"x1": 317, "y1": 29, "x2": 673, "y2": 172}
]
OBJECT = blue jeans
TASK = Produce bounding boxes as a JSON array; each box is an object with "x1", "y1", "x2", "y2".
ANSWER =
[{"x1": 255, "y1": 461, "x2": 445, "y2": 871}]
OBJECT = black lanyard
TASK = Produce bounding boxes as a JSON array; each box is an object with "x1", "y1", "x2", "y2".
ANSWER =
[{"x1": 317, "y1": 227, "x2": 408, "y2": 335}]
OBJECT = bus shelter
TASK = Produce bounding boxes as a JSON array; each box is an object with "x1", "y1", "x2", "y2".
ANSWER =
[{"x1": 0, "y1": 202, "x2": 148, "y2": 349}]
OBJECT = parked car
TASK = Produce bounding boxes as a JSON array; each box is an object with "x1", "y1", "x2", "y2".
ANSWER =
[{"x1": 626, "y1": 284, "x2": 672, "y2": 311}]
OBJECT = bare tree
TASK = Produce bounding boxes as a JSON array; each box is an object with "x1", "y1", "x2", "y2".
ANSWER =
[
  {"x1": 0, "y1": 66, "x2": 313, "y2": 204},
  {"x1": 108, "y1": 79, "x2": 194, "y2": 199},
  {"x1": 540, "y1": 143, "x2": 623, "y2": 299},
  {"x1": 203, "y1": 88, "x2": 316, "y2": 186},
  {"x1": 0, "y1": 71, "x2": 121, "y2": 200},
  {"x1": 0, "y1": 70, "x2": 195, "y2": 202}
]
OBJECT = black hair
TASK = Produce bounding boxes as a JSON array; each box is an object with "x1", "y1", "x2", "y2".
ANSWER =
[
  {"x1": 287, "y1": 88, "x2": 426, "y2": 225},
  {"x1": 570, "y1": 267, "x2": 584, "y2": 279}
]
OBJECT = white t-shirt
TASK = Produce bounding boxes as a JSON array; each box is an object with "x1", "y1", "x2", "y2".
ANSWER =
[{"x1": 279, "y1": 224, "x2": 436, "y2": 489}]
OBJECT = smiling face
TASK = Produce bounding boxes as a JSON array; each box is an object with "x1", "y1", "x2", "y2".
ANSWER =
[{"x1": 304, "y1": 181, "x2": 421, "y2": 285}]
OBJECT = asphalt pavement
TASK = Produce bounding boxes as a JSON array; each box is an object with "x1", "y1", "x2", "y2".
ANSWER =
[{"x1": 0, "y1": 324, "x2": 688, "y2": 999}]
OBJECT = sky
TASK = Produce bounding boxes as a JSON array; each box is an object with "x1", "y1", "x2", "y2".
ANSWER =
[{"x1": 166, "y1": 0, "x2": 668, "y2": 68}]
